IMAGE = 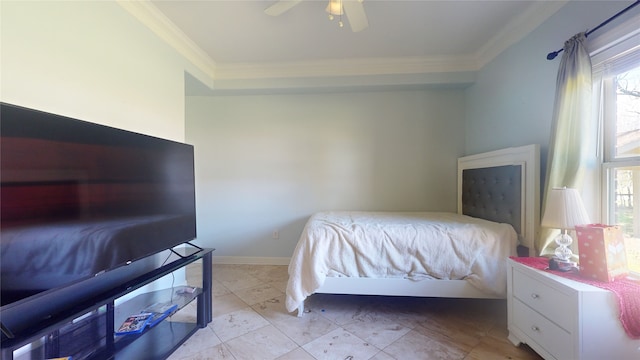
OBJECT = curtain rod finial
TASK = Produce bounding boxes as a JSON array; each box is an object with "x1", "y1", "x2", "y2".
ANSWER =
[{"x1": 547, "y1": 50, "x2": 560, "y2": 60}]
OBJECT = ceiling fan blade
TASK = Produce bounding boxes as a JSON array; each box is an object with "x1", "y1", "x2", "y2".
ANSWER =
[
  {"x1": 342, "y1": 0, "x2": 368, "y2": 32},
  {"x1": 264, "y1": 0, "x2": 303, "y2": 16}
]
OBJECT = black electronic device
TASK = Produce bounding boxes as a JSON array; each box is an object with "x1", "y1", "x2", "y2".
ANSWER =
[{"x1": 0, "y1": 103, "x2": 197, "y2": 340}]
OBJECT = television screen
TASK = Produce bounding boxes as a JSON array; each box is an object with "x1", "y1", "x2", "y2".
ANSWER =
[{"x1": 0, "y1": 103, "x2": 197, "y2": 337}]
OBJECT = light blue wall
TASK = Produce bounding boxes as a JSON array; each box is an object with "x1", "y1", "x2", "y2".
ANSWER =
[
  {"x1": 187, "y1": 90, "x2": 465, "y2": 259},
  {"x1": 187, "y1": 1, "x2": 639, "y2": 260},
  {"x1": 465, "y1": 0, "x2": 631, "y2": 181}
]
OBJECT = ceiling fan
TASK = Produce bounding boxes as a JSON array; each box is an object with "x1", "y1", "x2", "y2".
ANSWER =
[{"x1": 265, "y1": 0, "x2": 369, "y2": 32}]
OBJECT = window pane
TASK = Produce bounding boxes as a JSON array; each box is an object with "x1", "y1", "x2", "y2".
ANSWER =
[
  {"x1": 611, "y1": 167, "x2": 640, "y2": 274},
  {"x1": 614, "y1": 66, "x2": 640, "y2": 159},
  {"x1": 628, "y1": 235, "x2": 640, "y2": 274}
]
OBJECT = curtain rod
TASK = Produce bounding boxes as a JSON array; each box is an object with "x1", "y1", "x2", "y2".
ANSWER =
[{"x1": 546, "y1": 0, "x2": 640, "y2": 60}]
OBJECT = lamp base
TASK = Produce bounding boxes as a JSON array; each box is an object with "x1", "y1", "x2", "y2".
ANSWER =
[{"x1": 549, "y1": 257, "x2": 577, "y2": 272}]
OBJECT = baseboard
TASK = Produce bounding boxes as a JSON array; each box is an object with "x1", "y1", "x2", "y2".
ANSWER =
[{"x1": 212, "y1": 256, "x2": 290, "y2": 266}]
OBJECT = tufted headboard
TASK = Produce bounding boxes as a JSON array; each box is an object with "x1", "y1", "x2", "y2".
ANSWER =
[
  {"x1": 461, "y1": 165, "x2": 522, "y2": 235},
  {"x1": 457, "y1": 145, "x2": 540, "y2": 255}
]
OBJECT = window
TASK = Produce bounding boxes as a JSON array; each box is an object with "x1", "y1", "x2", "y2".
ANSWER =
[{"x1": 601, "y1": 55, "x2": 640, "y2": 274}]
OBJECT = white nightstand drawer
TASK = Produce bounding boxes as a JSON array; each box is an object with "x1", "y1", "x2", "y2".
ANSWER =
[
  {"x1": 508, "y1": 258, "x2": 640, "y2": 360},
  {"x1": 512, "y1": 267, "x2": 572, "y2": 331},
  {"x1": 513, "y1": 298, "x2": 573, "y2": 360}
]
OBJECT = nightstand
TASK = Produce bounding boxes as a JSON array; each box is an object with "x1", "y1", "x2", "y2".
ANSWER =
[{"x1": 507, "y1": 258, "x2": 640, "y2": 360}]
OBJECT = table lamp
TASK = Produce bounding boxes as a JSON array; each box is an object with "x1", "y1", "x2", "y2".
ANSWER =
[{"x1": 541, "y1": 187, "x2": 591, "y2": 270}]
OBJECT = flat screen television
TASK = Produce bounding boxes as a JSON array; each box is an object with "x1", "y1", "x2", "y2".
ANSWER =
[{"x1": 0, "y1": 103, "x2": 197, "y2": 340}]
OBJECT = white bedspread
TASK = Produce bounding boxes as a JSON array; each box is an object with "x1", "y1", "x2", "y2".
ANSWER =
[{"x1": 285, "y1": 211, "x2": 517, "y2": 312}]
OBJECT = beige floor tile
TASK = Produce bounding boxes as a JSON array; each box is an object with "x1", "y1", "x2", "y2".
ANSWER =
[
  {"x1": 224, "y1": 325, "x2": 298, "y2": 360},
  {"x1": 383, "y1": 329, "x2": 466, "y2": 360},
  {"x1": 369, "y1": 350, "x2": 397, "y2": 360},
  {"x1": 342, "y1": 313, "x2": 412, "y2": 349},
  {"x1": 167, "y1": 326, "x2": 222, "y2": 360},
  {"x1": 172, "y1": 264, "x2": 544, "y2": 360},
  {"x1": 211, "y1": 308, "x2": 270, "y2": 342},
  {"x1": 305, "y1": 294, "x2": 378, "y2": 326},
  {"x1": 252, "y1": 296, "x2": 338, "y2": 346},
  {"x1": 302, "y1": 328, "x2": 380, "y2": 360},
  {"x1": 233, "y1": 284, "x2": 284, "y2": 306},
  {"x1": 269, "y1": 279, "x2": 288, "y2": 293},
  {"x1": 172, "y1": 343, "x2": 236, "y2": 360},
  {"x1": 213, "y1": 293, "x2": 250, "y2": 317},
  {"x1": 212, "y1": 279, "x2": 232, "y2": 298},
  {"x1": 244, "y1": 265, "x2": 289, "y2": 284},
  {"x1": 484, "y1": 322, "x2": 515, "y2": 345},
  {"x1": 413, "y1": 314, "x2": 483, "y2": 352},
  {"x1": 213, "y1": 265, "x2": 264, "y2": 291},
  {"x1": 276, "y1": 347, "x2": 316, "y2": 360},
  {"x1": 362, "y1": 296, "x2": 432, "y2": 329},
  {"x1": 221, "y1": 277, "x2": 264, "y2": 292},
  {"x1": 464, "y1": 335, "x2": 542, "y2": 360}
]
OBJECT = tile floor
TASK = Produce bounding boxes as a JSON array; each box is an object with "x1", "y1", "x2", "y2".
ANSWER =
[{"x1": 167, "y1": 263, "x2": 542, "y2": 360}]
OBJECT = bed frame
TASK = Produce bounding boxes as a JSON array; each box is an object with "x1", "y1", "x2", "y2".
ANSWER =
[{"x1": 297, "y1": 144, "x2": 540, "y2": 316}]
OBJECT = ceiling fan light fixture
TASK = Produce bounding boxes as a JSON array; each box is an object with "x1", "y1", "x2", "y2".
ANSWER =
[
  {"x1": 266, "y1": 0, "x2": 367, "y2": 32},
  {"x1": 326, "y1": 0, "x2": 343, "y2": 16}
]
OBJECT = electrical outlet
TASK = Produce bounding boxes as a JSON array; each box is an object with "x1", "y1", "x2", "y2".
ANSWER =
[{"x1": 272, "y1": 230, "x2": 280, "y2": 239}]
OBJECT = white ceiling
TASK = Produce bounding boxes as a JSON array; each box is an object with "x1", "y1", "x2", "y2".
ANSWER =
[{"x1": 132, "y1": 0, "x2": 569, "y2": 92}]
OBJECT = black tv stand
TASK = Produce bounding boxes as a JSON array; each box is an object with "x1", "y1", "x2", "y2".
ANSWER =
[{"x1": 1, "y1": 248, "x2": 213, "y2": 360}]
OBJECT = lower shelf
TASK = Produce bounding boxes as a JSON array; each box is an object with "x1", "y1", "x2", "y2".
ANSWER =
[
  {"x1": 112, "y1": 321, "x2": 198, "y2": 360},
  {"x1": 51, "y1": 286, "x2": 202, "y2": 360},
  {"x1": 113, "y1": 286, "x2": 201, "y2": 359},
  {"x1": 2, "y1": 248, "x2": 213, "y2": 360},
  {"x1": 113, "y1": 285, "x2": 200, "y2": 331}
]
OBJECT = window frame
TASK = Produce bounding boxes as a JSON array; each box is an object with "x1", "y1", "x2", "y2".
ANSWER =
[
  {"x1": 593, "y1": 11, "x2": 640, "y2": 274},
  {"x1": 599, "y1": 61, "x2": 640, "y2": 277}
]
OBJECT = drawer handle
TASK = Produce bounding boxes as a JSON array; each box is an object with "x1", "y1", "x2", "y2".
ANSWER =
[
  {"x1": 531, "y1": 293, "x2": 540, "y2": 299},
  {"x1": 531, "y1": 325, "x2": 540, "y2": 332}
]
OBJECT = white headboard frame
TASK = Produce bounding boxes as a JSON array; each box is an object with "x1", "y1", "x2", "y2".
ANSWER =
[{"x1": 457, "y1": 144, "x2": 540, "y2": 254}]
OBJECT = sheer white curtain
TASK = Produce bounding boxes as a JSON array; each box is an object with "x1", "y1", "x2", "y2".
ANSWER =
[{"x1": 539, "y1": 33, "x2": 595, "y2": 256}]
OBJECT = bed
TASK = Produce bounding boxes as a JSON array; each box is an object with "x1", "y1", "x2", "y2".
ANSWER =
[{"x1": 286, "y1": 144, "x2": 540, "y2": 316}]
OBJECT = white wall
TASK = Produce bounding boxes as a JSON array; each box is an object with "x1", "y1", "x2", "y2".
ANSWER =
[
  {"x1": 1, "y1": 0, "x2": 197, "y2": 141},
  {"x1": 1, "y1": 1, "x2": 206, "y2": 300},
  {"x1": 187, "y1": 89, "x2": 465, "y2": 259}
]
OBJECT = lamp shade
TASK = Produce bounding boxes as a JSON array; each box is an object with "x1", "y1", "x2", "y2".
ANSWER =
[{"x1": 541, "y1": 187, "x2": 591, "y2": 230}]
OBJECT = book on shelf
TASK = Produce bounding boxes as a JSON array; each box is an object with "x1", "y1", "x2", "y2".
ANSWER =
[
  {"x1": 142, "y1": 301, "x2": 178, "y2": 328},
  {"x1": 115, "y1": 313, "x2": 153, "y2": 336},
  {"x1": 115, "y1": 300, "x2": 178, "y2": 336}
]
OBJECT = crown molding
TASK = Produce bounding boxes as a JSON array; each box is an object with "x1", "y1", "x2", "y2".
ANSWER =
[
  {"x1": 213, "y1": 55, "x2": 478, "y2": 80},
  {"x1": 121, "y1": 0, "x2": 564, "y2": 91},
  {"x1": 200, "y1": 71, "x2": 477, "y2": 96},
  {"x1": 118, "y1": 0, "x2": 479, "y2": 88},
  {"x1": 117, "y1": 0, "x2": 217, "y2": 80},
  {"x1": 474, "y1": 0, "x2": 568, "y2": 68}
]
